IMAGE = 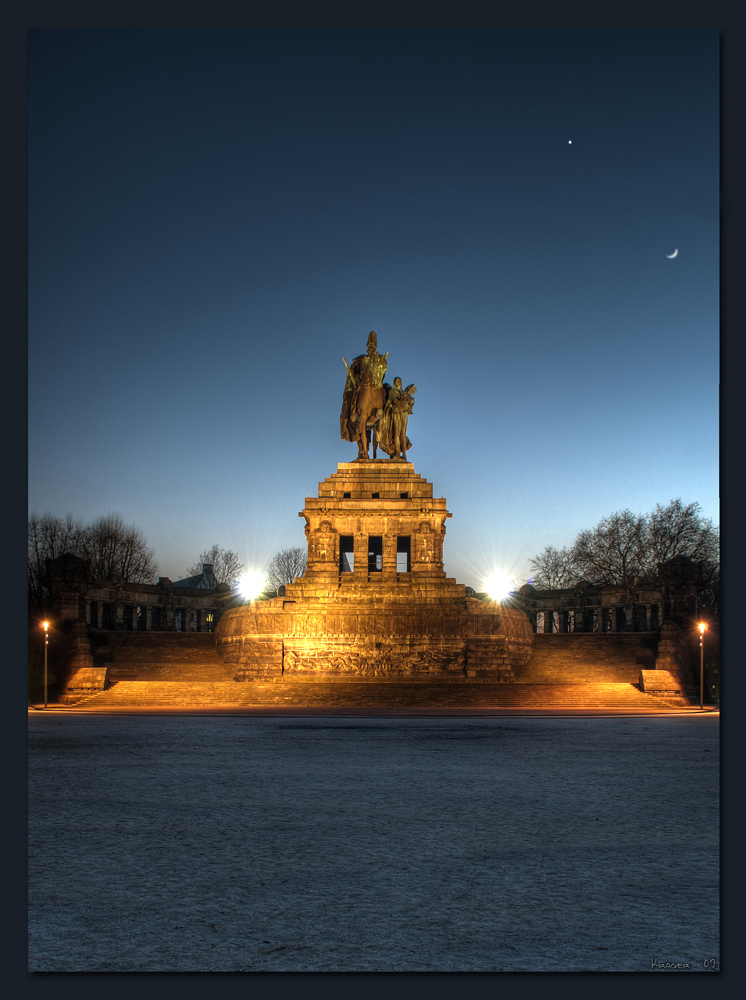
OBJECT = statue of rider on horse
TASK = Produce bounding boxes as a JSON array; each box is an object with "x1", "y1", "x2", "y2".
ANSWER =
[{"x1": 340, "y1": 331, "x2": 416, "y2": 461}]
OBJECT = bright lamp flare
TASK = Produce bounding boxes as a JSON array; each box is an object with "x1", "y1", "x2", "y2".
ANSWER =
[
  {"x1": 485, "y1": 572, "x2": 513, "y2": 602},
  {"x1": 699, "y1": 622, "x2": 707, "y2": 634},
  {"x1": 239, "y1": 570, "x2": 266, "y2": 601}
]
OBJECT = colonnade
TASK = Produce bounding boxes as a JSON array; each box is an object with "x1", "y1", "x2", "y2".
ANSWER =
[
  {"x1": 87, "y1": 601, "x2": 216, "y2": 632},
  {"x1": 529, "y1": 603, "x2": 661, "y2": 634}
]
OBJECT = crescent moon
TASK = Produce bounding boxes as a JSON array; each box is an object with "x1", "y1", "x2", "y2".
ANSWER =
[{"x1": 666, "y1": 249, "x2": 678, "y2": 258}]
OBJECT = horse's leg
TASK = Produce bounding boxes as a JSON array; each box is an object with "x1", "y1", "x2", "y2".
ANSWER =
[
  {"x1": 357, "y1": 405, "x2": 369, "y2": 458},
  {"x1": 372, "y1": 426, "x2": 378, "y2": 459}
]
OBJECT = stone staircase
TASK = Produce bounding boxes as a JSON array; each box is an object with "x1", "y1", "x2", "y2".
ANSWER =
[
  {"x1": 71, "y1": 680, "x2": 687, "y2": 710},
  {"x1": 517, "y1": 633, "x2": 659, "y2": 684},
  {"x1": 68, "y1": 629, "x2": 694, "y2": 709},
  {"x1": 89, "y1": 631, "x2": 234, "y2": 682}
]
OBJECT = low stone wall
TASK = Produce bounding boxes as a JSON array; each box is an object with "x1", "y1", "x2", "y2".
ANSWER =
[{"x1": 515, "y1": 632, "x2": 658, "y2": 684}]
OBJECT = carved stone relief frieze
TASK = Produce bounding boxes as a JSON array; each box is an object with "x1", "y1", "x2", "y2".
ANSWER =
[{"x1": 283, "y1": 639, "x2": 466, "y2": 677}]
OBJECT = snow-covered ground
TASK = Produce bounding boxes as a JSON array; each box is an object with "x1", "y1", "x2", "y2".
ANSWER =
[{"x1": 28, "y1": 713, "x2": 719, "y2": 972}]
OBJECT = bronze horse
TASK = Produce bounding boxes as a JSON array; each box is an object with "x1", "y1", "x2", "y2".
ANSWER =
[{"x1": 352, "y1": 384, "x2": 388, "y2": 459}]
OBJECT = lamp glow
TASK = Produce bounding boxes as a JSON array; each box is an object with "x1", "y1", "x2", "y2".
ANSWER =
[
  {"x1": 239, "y1": 570, "x2": 266, "y2": 601},
  {"x1": 698, "y1": 622, "x2": 707, "y2": 709},
  {"x1": 484, "y1": 572, "x2": 513, "y2": 602},
  {"x1": 41, "y1": 620, "x2": 50, "y2": 709}
]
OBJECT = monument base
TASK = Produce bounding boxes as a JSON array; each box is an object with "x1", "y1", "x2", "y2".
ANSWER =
[
  {"x1": 216, "y1": 461, "x2": 534, "y2": 683},
  {"x1": 216, "y1": 599, "x2": 533, "y2": 684}
]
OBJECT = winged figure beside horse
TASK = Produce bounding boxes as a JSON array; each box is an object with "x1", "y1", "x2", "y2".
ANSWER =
[{"x1": 340, "y1": 331, "x2": 416, "y2": 461}]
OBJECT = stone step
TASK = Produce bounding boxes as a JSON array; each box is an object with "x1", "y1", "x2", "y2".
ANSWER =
[{"x1": 73, "y1": 681, "x2": 689, "y2": 710}]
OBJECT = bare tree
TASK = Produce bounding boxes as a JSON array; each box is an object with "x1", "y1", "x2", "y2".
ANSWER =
[
  {"x1": 528, "y1": 499, "x2": 719, "y2": 597},
  {"x1": 185, "y1": 545, "x2": 243, "y2": 589},
  {"x1": 78, "y1": 513, "x2": 158, "y2": 583},
  {"x1": 528, "y1": 545, "x2": 577, "y2": 590},
  {"x1": 266, "y1": 547, "x2": 307, "y2": 592},
  {"x1": 646, "y1": 499, "x2": 719, "y2": 572},
  {"x1": 28, "y1": 511, "x2": 157, "y2": 616},
  {"x1": 571, "y1": 509, "x2": 647, "y2": 592},
  {"x1": 28, "y1": 512, "x2": 86, "y2": 614}
]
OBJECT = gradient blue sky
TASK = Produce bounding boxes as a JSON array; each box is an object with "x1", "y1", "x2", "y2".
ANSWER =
[{"x1": 28, "y1": 28, "x2": 719, "y2": 590}]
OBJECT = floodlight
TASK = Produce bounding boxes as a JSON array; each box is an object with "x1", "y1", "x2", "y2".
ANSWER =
[
  {"x1": 484, "y1": 572, "x2": 513, "y2": 602},
  {"x1": 239, "y1": 570, "x2": 266, "y2": 601}
]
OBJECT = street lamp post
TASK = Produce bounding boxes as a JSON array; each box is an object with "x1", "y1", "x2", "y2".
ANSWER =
[
  {"x1": 42, "y1": 621, "x2": 50, "y2": 709},
  {"x1": 698, "y1": 622, "x2": 707, "y2": 710}
]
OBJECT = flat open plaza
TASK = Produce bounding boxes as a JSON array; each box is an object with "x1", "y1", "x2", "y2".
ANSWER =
[{"x1": 28, "y1": 710, "x2": 719, "y2": 972}]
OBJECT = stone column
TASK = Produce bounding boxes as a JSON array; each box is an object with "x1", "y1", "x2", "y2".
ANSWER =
[
  {"x1": 353, "y1": 533, "x2": 368, "y2": 581},
  {"x1": 197, "y1": 609, "x2": 207, "y2": 633},
  {"x1": 436, "y1": 524, "x2": 446, "y2": 569},
  {"x1": 382, "y1": 533, "x2": 397, "y2": 581}
]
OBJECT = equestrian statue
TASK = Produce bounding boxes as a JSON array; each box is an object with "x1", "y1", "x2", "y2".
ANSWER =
[{"x1": 340, "y1": 331, "x2": 416, "y2": 461}]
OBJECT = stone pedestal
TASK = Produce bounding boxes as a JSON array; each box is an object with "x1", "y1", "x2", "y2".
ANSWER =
[
  {"x1": 59, "y1": 620, "x2": 108, "y2": 700},
  {"x1": 217, "y1": 462, "x2": 534, "y2": 683},
  {"x1": 640, "y1": 670, "x2": 682, "y2": 697}
]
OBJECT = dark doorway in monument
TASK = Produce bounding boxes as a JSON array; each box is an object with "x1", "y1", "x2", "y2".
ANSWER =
[
  {"x1": 339, "y1": 535, "x2": 354, "y2": 572},
  {"x1": 397, "y1": 536, "x2": 411, "y2": 573},
  {"x1": 368, "y1": 536, "x2": 383, "y2": 572},
  {"x1": 123, "y1": 606, "x2": 134, "y2": 630},
  {"x1": 615, "y1": 608, "x2": 627, "y2": 631},
  {"x1": 650, "y1": 604, "x2": 659, "y2": 631},
  {"x1": 102, "y1": 602, "x2": 115, "y2": 629},
  {"x1": 151, "y1": 607, "x2": 161, "y2": 631},
  {"x1": 635, "y1": 605, "x2": 647, "y2": 632},
  {"x1": 136, "y1": 605, "x2": 146, "y2": 631},
  {"x1": 599, "y1": 607, "x2": 611, "y2": 633}
]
